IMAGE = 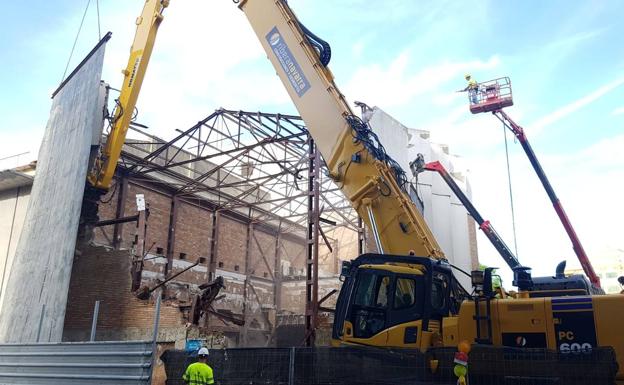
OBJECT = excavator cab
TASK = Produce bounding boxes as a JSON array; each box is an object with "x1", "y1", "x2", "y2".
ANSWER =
[
  {"x1": 332, "y1": 254, "x2": 466, "y2": 348},
  {"x1": 469, "y1": 77, "x2": 514, "y2": 114}
]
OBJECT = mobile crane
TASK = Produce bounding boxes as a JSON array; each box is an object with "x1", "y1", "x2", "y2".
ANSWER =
[{"x1": 88, "y1": 0, "x2": 624, "y2": 382}]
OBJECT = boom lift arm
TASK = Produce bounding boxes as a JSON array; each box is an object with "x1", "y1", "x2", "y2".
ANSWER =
[
  {"x1": 238, "y1": 0, "x2": 444, "y2": 259},
  {"x1": 88, "y1": 0, "x2": 169, "y2": 190},
  {"x1": 492, "y1": 109, "x2": 601, "y2": 288},
  {"x1": 419, "y1": 160, "x2": 521, "y2": 271}
]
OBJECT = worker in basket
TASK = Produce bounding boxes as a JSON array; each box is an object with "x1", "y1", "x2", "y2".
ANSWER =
[
  {"x1": 458, "y1": 74, "x2": 479, "y2": 104},
  {"x1": 183, "y1": 347, "x2": 215, "y2": 385}
]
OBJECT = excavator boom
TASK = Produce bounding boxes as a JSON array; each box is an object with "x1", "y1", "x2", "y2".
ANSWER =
[
  {"x1": 238, "y1": 0, "x2": 443, "y2": 259},
  {"x1": 88, "y1": 0, "x2": 168, "y2": 190}
]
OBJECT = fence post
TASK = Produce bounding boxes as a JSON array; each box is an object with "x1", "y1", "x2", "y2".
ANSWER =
[
  {"x1": 36, "y1": 304, "x2": 45, "y2": 342},
  {"x1": 288, "y1": 347, "x2": 295, "y2": 385},
  {"x1": 149, "y1": 290, "x2": 162, "y2": 384},
  {"x1": 90, "y1": 300, "x2": 100, "y2": 342}
]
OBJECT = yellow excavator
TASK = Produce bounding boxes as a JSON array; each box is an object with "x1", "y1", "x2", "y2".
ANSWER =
[{"x1": 87, "y1": 0, "x2": 623, "y2": 383}]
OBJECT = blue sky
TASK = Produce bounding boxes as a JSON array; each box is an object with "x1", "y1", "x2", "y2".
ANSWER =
[{"x1": 1, "y1": 0, "x2": 623, "y2": 283}]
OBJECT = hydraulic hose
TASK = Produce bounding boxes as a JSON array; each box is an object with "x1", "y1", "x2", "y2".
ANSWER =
[{"x1": 283, "y1": 0, "x2": 331, "y2": 66}]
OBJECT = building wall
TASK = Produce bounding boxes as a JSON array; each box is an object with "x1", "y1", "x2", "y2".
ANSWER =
[
  {"x1": 367, "y1": 107, "x2": 478, "y2": 289},
  {"x1": 0, "y1": 185, "x2": 31, "y2": 314},
  {"x1": 73, "y1": 174, "x2": 311, "y2": 347},
  {"x1": 566, "y1": 250, "x2": 624, "y2": 294},
  {"x1": 63, "y1": 246, "x2": 185, "y2": 342}
]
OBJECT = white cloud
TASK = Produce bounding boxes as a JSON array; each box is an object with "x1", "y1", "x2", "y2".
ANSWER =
[
  {"x1": 530, "y1": 77, "x2": 624, "y2": 134},
  {"x1": 93, "y1": 0, "x2": 293, "y2": 139},
  {"x1": 612, "y1": 106, "x2": 624, "y2": 116},
  {"x1": 343, "y1": 51, "x2": 500, "y2": 108}
]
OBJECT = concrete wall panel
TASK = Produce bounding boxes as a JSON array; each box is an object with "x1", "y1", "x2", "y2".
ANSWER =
[
  {"x1": 0, "y1": 43, "x2": 106, "y2": 342},
  {"x1": 367, "y1": 107, "x2": 477, "y2": 273},
  {"x1": 0, "y1": 186, "x2": 31, "y2": 314}
]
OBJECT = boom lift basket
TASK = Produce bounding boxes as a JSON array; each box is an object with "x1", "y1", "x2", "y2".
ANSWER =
[{"x1": 469, "y1": 77, "x2": 514, "y2": 114}]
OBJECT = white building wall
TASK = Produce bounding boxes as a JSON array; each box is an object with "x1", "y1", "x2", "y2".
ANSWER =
[
  {"x1": 0, "y1": 186, "x2": 31, "y2": 314},
  {"x1": 367, "y1": 107, "x2": 475, "y2": 289}
]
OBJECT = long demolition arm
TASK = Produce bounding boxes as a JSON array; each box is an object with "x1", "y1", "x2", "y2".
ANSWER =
[
  {"x1": 88, "y1": 0, "x2": 169, "y2": 190},
  {"x1": 493, "y1": 110, "x2": 601, "y2": 288},
  {"x1": 238, "y1": 0, "x2": 444, "y2": 258},
  {"x1": 424, "y1": 161, "x2": 521, "y2": 271}
]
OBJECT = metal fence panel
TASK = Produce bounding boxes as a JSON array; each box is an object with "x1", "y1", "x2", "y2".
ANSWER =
[
  {"x1": 161, "y1": 346, "x2": 618, "y2": 385},
  {"x1": 0, "y1": 341, "x2": 153, "y2": 385}
]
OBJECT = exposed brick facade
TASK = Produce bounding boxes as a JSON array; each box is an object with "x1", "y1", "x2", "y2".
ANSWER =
[
  {"x1": 173, "y1": 200, "x2": 212, "y2": 263},
  {"x1": 63, "y1": 246, "x2": 183, "y2": 341},
  {"x1": 67, "y1": 173, "x2": 322, "y2": 348},
  {"x1": 216, "y1": 216, "x2": 248, "y2": 273}
]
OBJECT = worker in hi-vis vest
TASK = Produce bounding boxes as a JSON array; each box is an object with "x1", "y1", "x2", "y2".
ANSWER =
[
  {"x1": 459, "y1": 74, "x2": 479, "y2": 104},
  {"x1": 183, "y1": 347, "x2": 215, "y2": 385}
]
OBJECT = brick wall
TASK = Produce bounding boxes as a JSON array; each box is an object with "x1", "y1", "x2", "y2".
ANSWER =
[
  {"x1": 128, "y1": 183, "x2": 171, "y2": 254},
  {"x1": 248, "y1": 227, "x2": 276, "y2": 279},
  {"x1": 71, "y1": 173, "x2": 328, "y2": 346},
  {"x1": 280, "y1": 238, "x2": 306, "y2": 277},
  {"x1": 92, "y1": 180, "x2": 172, "y2": 253},
  {"x1": 93, "y1": 184, "x2": 118, "y2": 245},
  {"x1": 173, "y1": 200, "x2": 212, "y2": 264},
  {"x1": 216, "y1": 216, "x2": 247, "y2": 273},
  {"x1": 63, "y1": 245, "x2": 183, "y2": 341}
]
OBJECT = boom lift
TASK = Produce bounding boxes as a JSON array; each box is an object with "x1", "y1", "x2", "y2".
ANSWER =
[
  {"x1": 412, "y1": 157, "x2": 521, "y2": 272},
  {"x1": 414, "y1": 157, "x2": 597, "y2": 297},
  {"x1": 465, "y1": 77, "x2": 602, "y2": 289},
  {"x1": 88, "y1": 0, "x2": 623, "y2": 382}
]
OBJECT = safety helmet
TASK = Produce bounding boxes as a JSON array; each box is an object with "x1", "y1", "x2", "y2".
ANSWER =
[
  {"x1": 464, "y1": 74, "x2": 471, "y2": 80},
  {"x1": 198, "y1": 347, "x2": 209, "y2": 357}
]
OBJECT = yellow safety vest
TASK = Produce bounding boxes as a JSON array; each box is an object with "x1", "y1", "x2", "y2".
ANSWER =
[{"x1": 183, "y1": 362, "x2": 215, "y2": 385}]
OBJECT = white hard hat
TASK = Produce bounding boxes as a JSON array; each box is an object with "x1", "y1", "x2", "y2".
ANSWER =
[{"x1": 198, "y1": 347, "x2": 209, "y2": 356}]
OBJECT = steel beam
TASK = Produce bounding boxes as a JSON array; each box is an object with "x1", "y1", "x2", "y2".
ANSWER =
[
  {"x1": 112, "y1": 174, "x2": 129, "y2": 249},
  {"x1": 305, "y1": 138, "x2": 320, "y2": 347}
]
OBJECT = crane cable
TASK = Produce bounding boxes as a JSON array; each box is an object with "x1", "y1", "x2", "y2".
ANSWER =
[
  {"x1": 502, "y1": 122, "x2": 520, "y2": 259},
  {"x1": 96, "y1": 0, "x2": 101, "y2": 40},
  {"x1": 60, "y1": 0, "x2": 102, "y2": 83}
]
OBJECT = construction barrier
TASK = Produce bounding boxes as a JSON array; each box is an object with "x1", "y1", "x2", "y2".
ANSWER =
[
  {"x1": 162, "y1": 345, "x2": 618, "y2": 385},
  {"x1": 0, "y1": 341, "x2": 153, "y2": 385}
]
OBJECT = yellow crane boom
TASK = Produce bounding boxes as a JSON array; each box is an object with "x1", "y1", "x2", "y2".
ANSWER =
[
  {"x1": 238, "y1": 0, "x2": 444, "y2": 259},
  {"x1": 87, "y1": 0, "x2": 443, "y2": 263},
  {"x1": 88, "y1": 0, "x2": 169, "y2": 190}
]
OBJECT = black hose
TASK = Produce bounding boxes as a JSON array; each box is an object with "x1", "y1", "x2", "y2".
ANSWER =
[
  {"x1": 299, "y1": 22, "x2": 331, "y2": 66},
  {"x1": 346, "y1": 114, "x2": 408, "y2": 190},
  {"x1": 283, "y1": 0, "x2": 331, "y2": 66}
]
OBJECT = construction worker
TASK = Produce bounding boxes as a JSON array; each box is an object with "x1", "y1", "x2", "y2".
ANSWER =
[
  {"x1": 183, "y1": 347, "x2": 215, "y2": 385},
  {"x1": 458, "y1": 74, "x2": 479, "y2": 104}
]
